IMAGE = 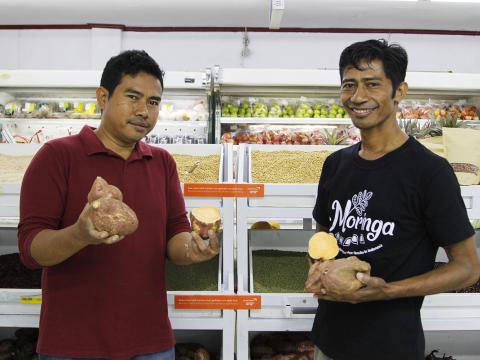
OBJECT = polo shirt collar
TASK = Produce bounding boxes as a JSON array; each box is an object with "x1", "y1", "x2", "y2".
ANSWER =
[{"x1": 79, "y1": 125, "x2": 152, "y2": 159}]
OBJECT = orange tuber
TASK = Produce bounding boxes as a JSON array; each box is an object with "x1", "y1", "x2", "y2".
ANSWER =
[
  {"x1": 190, "y1": 206, "x2": 222, "y2": 239},
  {"x1": 307, "y1": 232, "x2": 339, "y2": 261}
]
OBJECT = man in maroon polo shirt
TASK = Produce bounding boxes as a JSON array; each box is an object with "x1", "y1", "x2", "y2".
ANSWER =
[{"x1": 18, "y1": 50, "x2": 219, "y2": 360}]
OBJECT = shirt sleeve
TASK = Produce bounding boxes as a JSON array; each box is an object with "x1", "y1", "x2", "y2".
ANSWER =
[
  {"x1": 18, "y1": 144, "x2": 67, "y2": 269},
  {"x1": 312, "y1": 154, "x2": 334, "y2": 228},
  {"x1": 422, "y1": 161, "x2": 475, "y2": 247},
  {"x1": 165, "y1": 153, "x2": 192, "y2": 241}
]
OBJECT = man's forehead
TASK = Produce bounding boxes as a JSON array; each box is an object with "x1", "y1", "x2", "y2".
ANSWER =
[
  {"x1": 342, "y1": 59, "x2": 385, "y2": 78},
  {"x1": 118, "y1": 72, "x2": 162, "y2": 92}
]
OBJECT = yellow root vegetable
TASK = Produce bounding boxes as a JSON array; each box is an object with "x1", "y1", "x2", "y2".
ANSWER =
[
  {"x1": 251, "y1": 221, "x2": 281, "y2": 230},
  {"x1": 190, "y1": 206, "x2": 222, "y2": 239},
  {"x1": 308, "y1": 232, "x2": 339, "y2": 260}
]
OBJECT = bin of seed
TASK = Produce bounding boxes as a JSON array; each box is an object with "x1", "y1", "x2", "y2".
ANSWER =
[
  {"x1": 250, "y1": 150, "x2": 332, "y2": 184},
  {"x1": 171, "y1": 154, "x2": 221, "y2": 183}
]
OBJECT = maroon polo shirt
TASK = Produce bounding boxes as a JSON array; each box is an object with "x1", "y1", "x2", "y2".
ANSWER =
[{"x1": 18, "y1": 126, "x2": 191, "y2": 359}]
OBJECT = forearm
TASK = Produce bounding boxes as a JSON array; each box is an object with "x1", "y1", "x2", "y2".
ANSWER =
[
  {"x1": 30, "y1": 225, "x2": 87, "y2": 267},
  {"x1": 167, "y1": 232, "x2": 194, "y2": 265},
  {"x1": 385, "y1": 260, "x2": 479, "y2": 300}
]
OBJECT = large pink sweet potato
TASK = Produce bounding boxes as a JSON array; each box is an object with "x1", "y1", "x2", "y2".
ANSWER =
[
  {"x1": 87, "y1": 177, "x2": 138, "y2": 236},
  {"x1": 316, "y1": 256, "x2": 371, "y2": 296},
  {"x1": 87, "y1": 176, "x2": 123, "y2": 203}
]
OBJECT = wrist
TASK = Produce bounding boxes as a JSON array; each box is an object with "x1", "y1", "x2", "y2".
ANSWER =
[{"x1": 69, "y1": 222, "x2": 88, "y2": 249}]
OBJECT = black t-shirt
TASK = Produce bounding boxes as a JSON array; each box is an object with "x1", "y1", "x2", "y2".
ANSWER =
[{"x1": 311, "y1": 136, "x2": 474, "y2": 360}]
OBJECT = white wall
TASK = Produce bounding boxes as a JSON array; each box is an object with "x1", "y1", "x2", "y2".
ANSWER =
[{"x1": 0, "y1": 28, "x2": 479, "y2": 73}]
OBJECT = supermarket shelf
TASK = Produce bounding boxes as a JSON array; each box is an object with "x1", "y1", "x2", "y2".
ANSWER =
[
  {"x1": 0, "y1": 118, "x2": 208, "y2": 128},
  {"x1": 220, "y1": 117, "x2": 351, "y2": 125},
  {"x1": 0, "y1": 217, "x2": 20, "y2": 228},
  {"x1": 0, "y1": 70, "x2": 208, "y2": 90}
]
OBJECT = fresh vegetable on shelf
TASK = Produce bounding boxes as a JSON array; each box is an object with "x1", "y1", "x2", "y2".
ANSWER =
[
  {"x1": 175, "y1": 342, "x2": 211, "y2": 360},
  {"x1": 295, "y1": 102, "x2": 314, "y2": 118},
  {"x1": 253, "y1": 102, "x2": 268, "y2": 118},
  {"x1": 267, "y1": 103, "x2": 283, "y2": 118},
  {"x1": 250, "y1": 332, "x2": 314, "y2": 360},
  {"x1": 250, "y1": 221, "x2": 280, "y2": 230}
]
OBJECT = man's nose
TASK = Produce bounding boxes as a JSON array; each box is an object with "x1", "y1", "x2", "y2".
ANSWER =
[
  {"x1": 135, "y1": 101, "x2": 148, "y2": 118},
  {"x1": 351, "y1": 85, "x2": 368, "y2": 103}
]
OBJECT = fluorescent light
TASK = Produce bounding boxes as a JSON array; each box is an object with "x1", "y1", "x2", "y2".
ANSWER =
[{"x1": 431, "y1": 0, "x2": 480, "y2": 2}]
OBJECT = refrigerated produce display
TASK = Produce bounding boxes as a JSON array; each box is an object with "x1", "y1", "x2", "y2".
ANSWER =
[
  {"x1": 0, "y1": 70, "x2": 213, "y2": 144},
  {"x1": 213, "y1": 68, "x2": 480, "y2": 150}
]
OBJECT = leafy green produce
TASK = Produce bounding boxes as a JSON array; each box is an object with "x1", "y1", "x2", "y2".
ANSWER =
[
  {"x1": 252, "y1": 250, "x2": 309, "y2": 293},
  {"x1": 166, "y1": 256, "x2": 219, "y2": 291}
]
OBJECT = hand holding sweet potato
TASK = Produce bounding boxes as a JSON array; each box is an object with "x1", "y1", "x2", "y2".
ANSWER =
[
  {"x1": 311, "y1": 256, "x2": 371, "y2": 296},
  {"x1": 82, "y1": 177, "x2": 138, "y2": 242}
]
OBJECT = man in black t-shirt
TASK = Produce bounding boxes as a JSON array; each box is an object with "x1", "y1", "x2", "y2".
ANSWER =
[{"x1": 306, "y1": 39, "x2": 480, "y2": 360}]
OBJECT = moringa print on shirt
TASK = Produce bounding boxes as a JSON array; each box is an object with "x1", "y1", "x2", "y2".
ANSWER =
[{"x1": 329, "y1": 189, "x2": 395, "y2": 255}]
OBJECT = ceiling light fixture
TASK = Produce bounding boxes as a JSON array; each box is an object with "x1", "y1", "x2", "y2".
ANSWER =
[{"x1": 269, "y1": 0, "x2": 285, "y2": 29}]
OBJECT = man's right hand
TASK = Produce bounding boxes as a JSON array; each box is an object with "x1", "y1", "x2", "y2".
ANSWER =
[
  {"x1": 305, "y1": 259, "x2": 327, "y2": 294},
  {"x1": 73, "y1": 203, "x2": 125, "y2": 246}
]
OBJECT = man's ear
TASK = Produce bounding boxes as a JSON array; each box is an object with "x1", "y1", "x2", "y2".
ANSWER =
[
  {"x1": 96, "y1": 87, "x2": 109, "y2": 111},
  {"x1": 394, "y1": 81, "x2": 408, "y2": 102}
]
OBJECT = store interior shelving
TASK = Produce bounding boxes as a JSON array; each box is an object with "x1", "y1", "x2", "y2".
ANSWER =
[
  {"x1": 1, "y1": 68, "x2": 480, "y2": 359},
  {"x1": 235, "y1": 142, "x2": 480, "y2": 359},
  {"x1": 0, "y1": 143, "x2": 235, "y2": 359}
]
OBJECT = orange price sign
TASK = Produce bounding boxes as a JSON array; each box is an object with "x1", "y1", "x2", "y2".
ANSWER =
[
  {"x1": 174, "y1": 295, "x2": 261, "y2": 310},
  {"x1": 184, "y1": 183, "x2": 264, "y2": 198}
]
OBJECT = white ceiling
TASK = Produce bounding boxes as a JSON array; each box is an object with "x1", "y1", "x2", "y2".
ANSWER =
[{"x1": 0, "y1": 0, "x2": 479, "y2": 31}]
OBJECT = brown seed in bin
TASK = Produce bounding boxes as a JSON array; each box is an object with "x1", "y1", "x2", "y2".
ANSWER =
[{"x1": 190, "y1": 206, "x2": 222, "y2": 239}]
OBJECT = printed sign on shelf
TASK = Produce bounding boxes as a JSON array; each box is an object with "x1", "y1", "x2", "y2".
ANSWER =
[
  {"x1": 175, "y1": 295, "x2": 261, "y2": 310},
  {"x1": 184, "y1": 183, "x2": 264, "y2": 198}
]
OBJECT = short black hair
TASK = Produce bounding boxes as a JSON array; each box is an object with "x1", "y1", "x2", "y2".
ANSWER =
[
  {"x1": 339, "y1": 39, "x2": 408, "y2": 97},
  {"x1": 100, "y1": 50, "x2": 164, "y2": 97}
]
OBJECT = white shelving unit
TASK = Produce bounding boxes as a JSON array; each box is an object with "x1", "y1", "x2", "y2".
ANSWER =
[
  {"x1": 235, "y1": 143, "x2": 480, "y2": 360},
  {"x1": 0, "y1": 143, "x2": 235, "y2": 359}
]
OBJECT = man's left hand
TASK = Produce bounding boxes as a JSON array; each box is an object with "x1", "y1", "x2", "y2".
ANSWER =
[
  {"x1": 186, "y1": 230, "x2": 220, "y2": 263},
  {"x1": 314, "y1": 272, "x2": 389, "y2": 304}
]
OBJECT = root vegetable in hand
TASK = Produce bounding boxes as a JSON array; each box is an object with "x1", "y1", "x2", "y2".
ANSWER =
[
  {"x1": 87, "y1": 177, "x2": 138, "y2": 236},
  {"x1": 87, "y1": 176, "x2": 123, "y2": 202},
  {"x1": 316, "y1": 256, "x2": 371, "y2": 295},
  {"x1": 308, "y1": 232, "x2": 339, "y2": 261},
  {"x1": 190, "y1": 206, "x2": 222, "y2": 239}
]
